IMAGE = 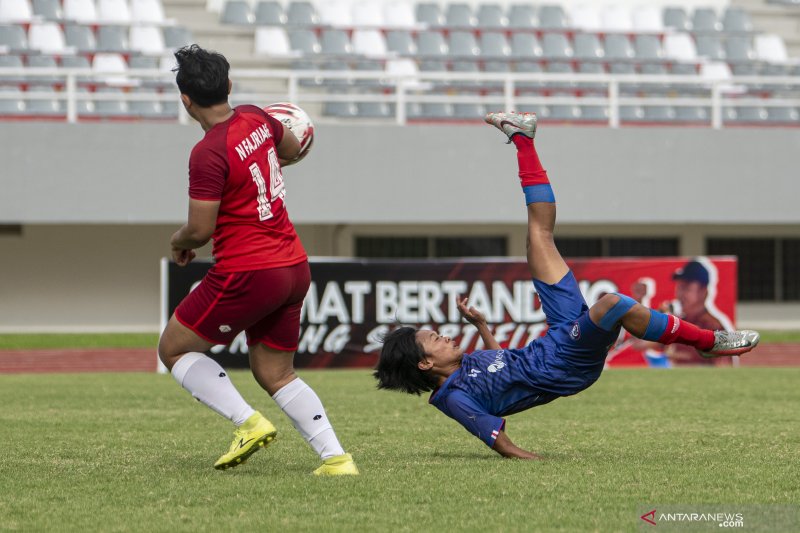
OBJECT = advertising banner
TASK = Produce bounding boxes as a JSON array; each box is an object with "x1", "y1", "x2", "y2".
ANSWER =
[{"x1": 161, "y1": 256, "x2": 736, "y2": 369}]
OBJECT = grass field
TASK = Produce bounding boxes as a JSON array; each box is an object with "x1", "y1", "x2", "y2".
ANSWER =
[{"x1": 0, "y1": 369, "x2": 798, "y2": 532}]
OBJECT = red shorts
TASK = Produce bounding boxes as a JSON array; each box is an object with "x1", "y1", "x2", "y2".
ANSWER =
[{"x1": 174, "y1": 261, "x2": 311, "y2": 350}]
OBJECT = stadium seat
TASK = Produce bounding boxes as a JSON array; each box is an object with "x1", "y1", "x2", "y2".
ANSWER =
[
  {"x1": 323, "y1": 98, "x2": 357, "y2": 118},
  {"x1": 383, "y1": 2, "x2": 415, "y2": 28},
  {"x1": 97, "y1": 25, "x2": 129, "y2": 52},
  {"x1": 130, "y1": 25, "x2": 164, "y2": 54},
  {"x1": 674, "y1": 105, "x2": 709, "y2": 122},
  {"x1": 476, "y1": 4, "x2": 506, "y2": 28},
  {"x1": 352, "y1": 60, "x2": 382, "y2": 87},
  {"x1": 415, "y1": 3, "x2": 443, "y2": 26},
  {"x1": 634, "y1": 35, "x2": 663, "y2": 60},
  {"x1": 538, "y1": 5, "x2": 567, "y2": 30},
  {"x1": 452, "y1": 102, "x2": 485, "y2": 119},
  {"x1": 619, "y1": 105, "x2": 644, "y2": 122},
  {"x1": 286, "y1": 1, "x2": 317, "y2": 25},
  {"x1": 754, "y1": 34, "x2": 788, "y2": 62},
  {"x1": 32, "y1": 0, "x2": 61, "y2": 20},
  {"x1": 254, "y1": 1, "x2": 284, "y2": 25},
  {"x1": 725, "y1": 36, "x2": 754, "y2": 62},
  {"x1": 64, "y1": 23, "x2": 96, "y2": 51},
  {"x1": 600, "y1": 6, "x2": 633, "y2": 32},
  {"x1": 128, "y1": 55, "x2": 158, "y2": 69},
  {"x1": 0, "y1": 87, "x2": 25, "y2": 114},
  {"x1": 351, "y1": 1, "x2": 383, "y2": 26},
  {"x1": 221, "y1": 1, "x2": 252, "y2": 24},
  {"x1": 581, "y1": 105, "x2": 608, "y2": 122},
  {"x1": 0, "y1": 0, "x2": 32, "y2": 22},
  {"x1": 91, "y1": 86, "x2": 128, "y2": 116},
  {"x1": 288, "y1": 29, "x2": 320, "y2": 54},
  {"x1": 356, "y1": 101, "x2": 392, "y2": 118},
  {"x1": 603, "y1": 34, "x2": 634, "y2": 60},
  {"x1": 128, "y1": 87, "x2": 162, "y2": 117},
  {"x1": 26, "y1": 55, "x2": 60, "y2": 85},
  {"x1": 417, "y1": 31, "x2": 448, "y2": 57},
  {"x1": 541, "y1": 33, "x2": 572, "y2": 59},
  {"x1": 695, "y1": 35, "x2": 725, "y2": 60},
  {"x1": 700, "y1": 61, "x2": 732, "y2": 84},
  {"x1": 510, "y1": 33, "x2": 542, "y2": 59},
  {"x1": 663, "y1": 7, "x2": 689, "y2": 31},
  {"x1": 570, "y1": 5, "x2": 601, "y2": 31},
  {"x1": 318, "y1": 60, "x2": 352, "y2": 88},
  {"x1": 548, "y1": 93, "x2": 580, "y2": 121},
  {"x1": 25, "y1": 85, "x2": 62, "y2": 115},
  {"x1": 28, "y1": 22, "x2": 67, "y2": 53},
  {"x1": 63, "y1": 0, "x2": 97, "y2": 23},
  {"x1": 514, "y1": 60, "x2": 544, "y2": 92},
  {"x1": 731, "y1": 106, "x2": 768, "y2": 122},
  {"x1": 163, "y1": 26, "x2": 192, "y2": 49},
  {"x1": 317, "y1": 0, "x2": 350, "y2": 26},
  {"x1": 386, "y1": 30, "x2": 415, "y2": 55},
  {"x1": 0, "y1": 23, "x2": 28, "y2": 50},
  {"x1": 98, "y1": 0, "x2": 131, "y2": 24},
  {"x1": 573, "y1": 33, "x2": 603, "y2": 60},
  {"x1": 545, "y1": 61, "x2": 576, "y2": 90},
  {"x1": 131, "y1": 0, "x2": 165, "y2": 23},
  {"x1": 0, "y1": 53, "x2": 25, "y2": 84},
  {"x1": 577, "y1": 61, "x2": 605, "y2": 91},
  {"x1": 92, "y1": 52, "x2": 128, "y2": 84},
  {"x1": 254, "y1": 27, "x2": 292, "y2": 56},
  {"x1": 60, "y1": 53, "x2": 91, "y2": 74},
  {"x1": 448, "y1": 30, "x2": 479, "y2": 57},
  {"x1": 663, "y1": 33, "x2": 698, "y2": 62},
  {"x1": 722, "y1": 7, "x2": 753, "y2": 33},
  {"x1": 351, "y1": 29, "x2": 387, "y2": 57},
  {"x1": 632, "y1": 6, "x2": 663, "y2": 32},
  {"x1": 320, "y1": 29, "x2": 352, "y2": 55},
  {"x1": 766, "y1": 107, "x2": 799, "y2": 123},
  {"x1": 479, "y1": 32, "x2": 509, "y2": 59},
  {"x1": 413, "y1": 102, "x2": 454, "y2": 119},
  {"x1": 507, "y1": 4, "x2": 536, "y2": 29},
  {"x1": 643, "y1": 105, "x2": 676, "y2": 122},
  {"x1": 445, "y1": 3, "x2": 475, "y2": 27},
  {"x1": 692, "y1": 8, "x2": 721, "y2": 32}
]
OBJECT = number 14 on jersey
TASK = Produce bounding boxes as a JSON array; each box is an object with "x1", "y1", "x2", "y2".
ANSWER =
[{"x1": 250, "y1": 147, "x2": 285, "y2": 221}]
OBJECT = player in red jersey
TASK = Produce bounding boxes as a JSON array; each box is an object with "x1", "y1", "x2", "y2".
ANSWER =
[{"x1": 157, "y1": 45, "x2": 357, "y2": 476}]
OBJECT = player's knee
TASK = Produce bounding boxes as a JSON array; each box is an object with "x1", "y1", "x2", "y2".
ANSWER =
[{"x1": 590, "y1": 293, "x2": 637, "y2": 332}]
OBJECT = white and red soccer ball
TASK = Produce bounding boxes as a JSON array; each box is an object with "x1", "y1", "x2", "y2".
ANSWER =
[{"x1": 264, "y1": 102, "x2": 314, "y2": 166}]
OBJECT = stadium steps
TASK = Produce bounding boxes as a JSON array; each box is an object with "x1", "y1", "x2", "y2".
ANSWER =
[{"x1": 732, "y1": 0, "x2": 800, "y2": 55}]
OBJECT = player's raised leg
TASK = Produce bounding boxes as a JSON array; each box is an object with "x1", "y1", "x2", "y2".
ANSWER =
[
  {"x1": 587, "y1": 293, "x2": 760, "y2": 357},
  {"x1": 158, "y1": 317, "x2": 277, "y2": 470},
  {"x1": 484, "y1": 111, "x2": 568, "y2": 285}
]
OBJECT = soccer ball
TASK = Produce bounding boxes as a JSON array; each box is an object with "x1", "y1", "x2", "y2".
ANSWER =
[{"x1": 264, "y1": 102, "x2": 314, "y2": 166}]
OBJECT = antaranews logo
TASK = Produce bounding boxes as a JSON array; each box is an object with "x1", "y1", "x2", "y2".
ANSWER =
[
  {"x1": 640, "y1": 509, "x2": 656, "y2": 526},
  {"x1": 639, "y1": 507, "x2": 746, "y2": 529}
]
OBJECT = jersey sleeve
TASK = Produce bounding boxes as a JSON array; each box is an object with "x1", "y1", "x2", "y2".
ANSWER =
[
  {"x1": 441, "y1": 390, "x2": 506, "y2": 448},
  {"x1": 264, "y1": 113, "x2": 285, "y2": 146},
  {"x1": 188, "y1": 142, "x2": 229, "y2": 201}
]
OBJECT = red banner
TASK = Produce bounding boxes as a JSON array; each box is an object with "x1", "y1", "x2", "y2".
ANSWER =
[{"x1": 164, "y1": 257, "x2": 737, "y2": 369}]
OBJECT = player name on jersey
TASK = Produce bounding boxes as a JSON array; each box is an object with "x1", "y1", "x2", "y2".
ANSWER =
[{"x1": 234, "y1": 123, "x2": 273, "y2": 162}]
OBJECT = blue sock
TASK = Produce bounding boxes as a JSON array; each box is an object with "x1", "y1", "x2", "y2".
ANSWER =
[{"x1": 523, "y1": 184, "x2": 555, "y2": 205}]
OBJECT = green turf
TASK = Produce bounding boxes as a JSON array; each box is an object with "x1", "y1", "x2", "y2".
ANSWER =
[
  {"x1": 0, "y1": 330, "x2": 799, "y2": 350},
  {"x1": 0, "y1": 369, "x2": 798, "y2": 532}
]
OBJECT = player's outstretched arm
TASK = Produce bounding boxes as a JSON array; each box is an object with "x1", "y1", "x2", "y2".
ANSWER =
[
  {"x1": 492, "y1": 431, "x2": 541, "y2": 460},
  {"x1": 457, "y1": 297, "x2": 501, "y2": 350}
]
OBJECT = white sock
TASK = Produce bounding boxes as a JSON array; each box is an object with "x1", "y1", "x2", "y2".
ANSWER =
[
  {"x1": 171, "y1": 352, "x2": 255, "y2": 426},
  {"x1": 272, "y1": 378, "x2": 345, "y2": 460}
]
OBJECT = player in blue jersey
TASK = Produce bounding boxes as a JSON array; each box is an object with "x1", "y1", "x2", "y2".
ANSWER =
[{"x1": 374, "y1": 111, "x2": 760, "y2": 459}]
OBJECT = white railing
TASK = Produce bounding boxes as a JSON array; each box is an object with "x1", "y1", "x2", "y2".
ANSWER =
[{"x1": 1, "y1": 67, "x2": 799, "y2": 128}]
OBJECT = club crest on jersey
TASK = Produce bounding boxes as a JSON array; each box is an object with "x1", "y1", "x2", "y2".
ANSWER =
[
  {"x1": 487, "y1": 350, "x2": 506, "y2": 373},
  {"x1": 570, "y1": 322, "x2": 581, "y2": 340}
]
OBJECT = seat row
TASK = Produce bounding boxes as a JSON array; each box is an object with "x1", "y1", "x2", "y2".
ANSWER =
[
  {"x1": 0, "y1": 0, "x2": 166, "y2": 24},
  {"x1": 254, "y1": 28, "x2": 793, "y2": 66},
  {"x1": 0, "y1": 22, "x2": 192, "y2": 54},
  {"x1": 217, "y1": 0, "x2": 754, "y2": 35},
  {"x1": 0, "y1": 85, "x2": 179, "y2": 117}
]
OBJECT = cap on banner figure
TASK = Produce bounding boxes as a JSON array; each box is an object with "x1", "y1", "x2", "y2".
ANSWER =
[
  {"x1": 157, "y1": 45, "x2": 357, "y2": 476},
  {"x1": 374, "y1": 112, "x2": 760, "y2": 459}
]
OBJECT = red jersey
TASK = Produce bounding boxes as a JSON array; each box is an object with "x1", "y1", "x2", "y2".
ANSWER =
[{"x1": 188, "y1": 105, "x2": 307, "y2": 273}]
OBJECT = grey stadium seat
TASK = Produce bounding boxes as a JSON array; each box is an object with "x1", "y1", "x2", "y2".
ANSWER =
[
  {"x1": 416, "y1": 3, "x2": 444, "y2": 26},
  {"x1": 413, "y1": 102, "x2": 454, "y2": 119},
  {"x1": 163, "y1": 26, "x2": 192, "y2": 49},
  {"x1": 32, "y1": 0, "x2": 62, "y2": 20},
  {"x1": 0, "y1": 88, "x2": 25, "y2": 115},
  {"x1": 548, "y1": 93, "x2": 580, "y2": 121},
  {"x1": 356, "y1": 101, "x2": 392, "y2": 118},
  {"x1": 323, "y1": 99, "x2": 357, "y2": 117},
  {"x1": 254, "y1": 1, "x2": 286, "y2": 25},
  {"x1": 545, "y1": 61, "x2": 576, "y2": 90},
  {"x1": 288, "y1": 29, "x2": 320, "y2": 55},
  {"x1": 448, "y1": 31, "x2": 479, "y2": 57},
  {"x1": 732, "y1": 106, "x2": 768, "y2": 122},
  {"x1": 675, "y1": 106, "x2": 709, "y2": 122},
  {"x1": 634, "y1": 35, "x2": 663, "y2": 60},
  {"x1": 477, "y1": 4, "x2": 507, "y2": 28},
  {"x1": 514, "y1": 60, "x2": 544, "y2": 92},
  {"x1": 542, "y1": 33, "x2": 572, "y2": 59},
  {"x1": 581, "y1": 105, "x2": 609, "y2": 122},
  {"x1": 453, "y1": 103, "x2": 485, "y2": 119},
  {"x1": 60, "y1": 54, "x2": 92, "y2": 82},
  {"x1": 386, "y1": 31, "x2": 415, "y2": 55},
  {"x1": 573, "y1": 33, "x2": 603, "y2": 60},
  {"x1": 97, "y1": 25, "x2": 129, "y2": 52},
  {"x1": 26, "y1": 55, "x2": 60, "y2": 85},
  {"x1": 722, "y1": 7, "x2": 753, "y2": 32},
  {"x1": 538, "y1": 5, "x2": 567, "y2": 30},
  {"x1": 417, "y1": 31, "x2": 448, "y2": 57},
  {"x1": 577, "y1": 62, "x2": 606, "y2": 91},
  {"x1": 643, "y1": 105, "x2": 676, "y2": 122},
  {"x1": 128, "y1": 88, "x2": 176, "y2": 118},
  {"x1": 91, "y1": 87, "x2": 127, "y2": 117},
  {"x1": 221, "y1": 1, "x2": 253, "y2": 25},
  {"x1": 320, "y1": 29, "x2": 351, "y2": 55},
  {"x1": 64, "y1": 24, "x2": 96, "y2": 52},
  {"x1": 129, "y1": 56, "x2": 159, "y2": 69},
  {"x1": 508, "y1": 5, "x2": 536, "y2": 29},
  {"x1": 287, "y1": 2, "x2": 317, "y2": 25},
  {"x1": 480, "y1": 32, "x2": 510, "y2": 59},
  {"x1": 691, "y1": 8, "x2": 721, "y2": 32},
  {"x1": 695, "y1": 36, "x2": 725, "y2": 60},
  {"x1": 663, "y1": 7, "x2": 689, "y2": 31},
  {"x1": 0, "y1": 25, "x2": 28, "y2": 51},
  {"x1": 724, "y1": 36, "x2": 753, "y2": 61},
  {"x1": 766, "y1": 107, "x2": 799, "y2": 123},
  {"x1": 25, "y1": 85, "x2": 63, "y2": 116},
  {"x1": 619, "y1": 105, "x2": 644, "y2": 122},
  {"x1": 0, "y1": 55, "x2": 25, "y2": 83},
  {"x1": 352, "y1": 60, "x2": 381, "y2": 88},
  {"x1": 445, "y1": 3, "x2": 475, "y2": 27},
  {"x1": 604, "y1": 34, "x2": 634, "y2": 60},
  {"x1": 511, "y1": 33, "x2": 542, "y2": 59}
]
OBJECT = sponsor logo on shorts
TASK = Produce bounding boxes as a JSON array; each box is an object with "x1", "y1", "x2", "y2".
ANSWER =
[
  {"x1": 219, "y1": 325, "x2": 232, "y2": 333},
  {"x1": 487, "y1": 350, "x2": 506, "y2": 373},
  {"x1": 570, "y1": 322, "x2": 581, "y2": 340}
]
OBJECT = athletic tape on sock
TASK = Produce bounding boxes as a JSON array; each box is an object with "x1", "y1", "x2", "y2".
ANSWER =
[
  {"x1": 642, "y1": 309, "x2": 669, "y2": 341},
  {"x1": 523, "y1": 184, "x2": 555, "y2": 205},
  {"x1": 598, "y1": 293, "x2": 637, "y2": 331}
]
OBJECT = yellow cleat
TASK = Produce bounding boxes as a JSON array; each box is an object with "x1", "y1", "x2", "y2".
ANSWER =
[
  {"x1": 213, "y1": 411, "x2": 277, "y2": 470},
  {"x1": 313, "y1": 453, "x2": 360, "y2": 476}
]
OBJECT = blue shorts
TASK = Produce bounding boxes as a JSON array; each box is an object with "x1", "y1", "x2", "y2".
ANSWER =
[{"x1": 533, "y1": 271, "x2": 620, "y2": 385}]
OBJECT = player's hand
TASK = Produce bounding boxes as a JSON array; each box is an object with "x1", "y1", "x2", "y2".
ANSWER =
[
  {"x1": 172, "y1": 247, "x2": 196, "y2": 267},
  {"x1": 457, "y1": 297, "x2": 487, "y2": 326}
]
